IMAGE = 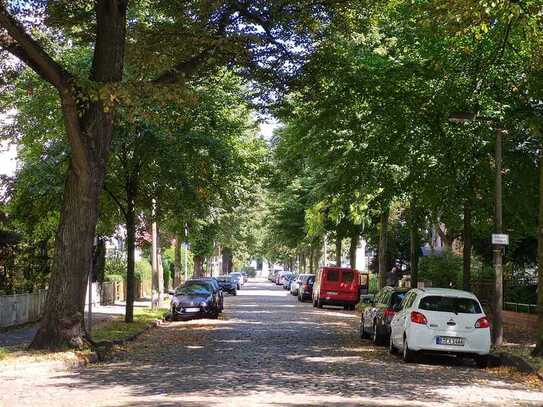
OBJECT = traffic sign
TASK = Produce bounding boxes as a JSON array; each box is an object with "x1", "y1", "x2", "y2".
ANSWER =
[{"x1": 491, "y1": 234, "x2": 509, "y2": 245}]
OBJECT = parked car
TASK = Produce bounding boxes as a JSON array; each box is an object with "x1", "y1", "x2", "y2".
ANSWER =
[
  {"x1": 389, "y1": 288, "x2": 491, "y2": 367},
  {"x1": 216, "y1": 275, "x2": 237, "y2": 296},
  {"x1": 229, "y1": 272, "x2": 244, "y2": 289},
  {"x1": 193, "y1": 277, "x2": 224, "y2": 312},
  {"x1": 169, "y1": 280, "x2": 220, "y2": 320},
  {"x1": 297, "y1": 274, "x2": 315, "y2": 302},
  {"x1": 277, "y1": 271, "x2": 293, "y2": 286},
  {"x1": 283, "y1": 273, "x2": 296, "y2": 290},
  {"x1": 360, "y1": 286, "x2": 409, "y2": 345},
  {"x1": 290, "y1": 274, "x2": 304, "y2": 296},
  {"x1": 312, "y1": 267, "x2": 360, "y2": 310}
]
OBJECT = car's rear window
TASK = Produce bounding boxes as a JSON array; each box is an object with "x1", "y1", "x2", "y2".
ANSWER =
[
  {"x1": 390, "y1": 292, "x2": 406, "y2": 307},
  {"x1": 419, "y1": 296, "x2": 482, "y2": 314},
  {"x1": 326, "y1": 270, "x2": 339, "y2": 281},
  {"x1": 342, "y1": 271, "x2": 354, "y2": 283}
]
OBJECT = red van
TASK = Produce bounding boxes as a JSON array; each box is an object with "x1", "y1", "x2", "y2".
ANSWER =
[{"x1": 312, "y1": 267, "x2": 360, "y2": 310}]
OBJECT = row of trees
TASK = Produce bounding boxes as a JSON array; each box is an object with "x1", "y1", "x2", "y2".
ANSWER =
[
  {"x1": 0, "y1": 0, "x2": 341, "y2": 349},
  {"x1": 264, "y1": 1, "x2": 543, "y2": 353}
]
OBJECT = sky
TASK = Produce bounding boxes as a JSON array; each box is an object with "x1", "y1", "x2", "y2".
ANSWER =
[{"x1": 0, "y1": 141, "x2": 17, "y2": 177}]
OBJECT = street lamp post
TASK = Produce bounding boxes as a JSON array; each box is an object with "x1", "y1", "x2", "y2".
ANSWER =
[
  {"x1": 493, "y1": 128, "x2": 505, "y2": 346},
  {"x1": 448, "y1": 113, "x2": 506, "y2": 345}
]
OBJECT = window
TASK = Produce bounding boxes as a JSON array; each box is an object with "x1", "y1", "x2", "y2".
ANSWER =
[
  {"x1": 381, "y1": 291, "x2": 392, "y2": 305},
  {"x1": 390, "y1": 292, "x2": 407, "y2": 308},
  {"x1": 327, "y1": 270, "x2": 340, "y2": 281},
  {"x1": 419, "y1": 296, "x2": 482, "y2": 314},
  {"x1": 342, "y1": 271, "x2": 354, "y2": 283}
]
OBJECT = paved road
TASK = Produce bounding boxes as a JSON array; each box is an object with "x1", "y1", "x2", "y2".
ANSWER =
[{"x1": 2, "y1": 280, "x2": 543, "y2": 406}]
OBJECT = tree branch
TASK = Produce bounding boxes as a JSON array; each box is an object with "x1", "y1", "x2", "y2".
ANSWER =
[
  {"x1": 104, "y1": 183, "x2": 128, "y2": 218},
  {"x1": 0, "y1": 3, "x2": 70, "y2": 90}
]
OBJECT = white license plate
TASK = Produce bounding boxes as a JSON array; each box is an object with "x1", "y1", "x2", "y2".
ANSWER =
[
  {"x1": 437, "y1": 336, "x2": 465, "y2": 346},
  {"x1": 327, "y1": 291, "x2": 338, "y2": 295},
  {"x1": 184, "y1": 308, "x2": 200, "y2": 312}
]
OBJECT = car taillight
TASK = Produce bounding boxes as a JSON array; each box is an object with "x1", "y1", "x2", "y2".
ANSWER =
[
  {"x1": 410, "y1": 311, "x2": 427, "y2": 325},
  {"x1": 475, "y1": 317, "x2": 490, "y2": 328},
  {"x1": 384, "y1": 308, "x2": 395, "y2": 319}
]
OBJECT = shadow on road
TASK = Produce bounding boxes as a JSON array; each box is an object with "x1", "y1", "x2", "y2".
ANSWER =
[{"x1": 46, "y1": 281, "x2": 543, "y2": 406}]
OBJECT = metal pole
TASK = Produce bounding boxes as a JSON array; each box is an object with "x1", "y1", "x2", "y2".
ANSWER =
[
  {"x1": 87, "y1": 269, "x2": 92, "y2": 336},
  {"x1": 323, "y1": 234, "x2": 327, "y2": 267},
  {"x1": 184, "y1": 243, "x2": 188, "y2": 281},
  {"x1": 493, "y1": 129, "x2": 504, "y2": 346}
]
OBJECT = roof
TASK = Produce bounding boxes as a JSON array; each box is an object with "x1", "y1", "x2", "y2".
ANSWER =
[{"x1": 415, "y1": 287, "x2": 478, "y2": 298}]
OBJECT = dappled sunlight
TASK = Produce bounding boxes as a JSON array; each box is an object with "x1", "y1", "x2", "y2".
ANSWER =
[
  {"x1": 13, "y1": 280, "x2": 541, "y2": 407},
  {"x1": 237, "y1": 289, "x2": 289, "y2": 297}
]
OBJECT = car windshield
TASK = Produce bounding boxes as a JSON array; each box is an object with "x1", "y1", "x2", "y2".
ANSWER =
[
  {"x1": 217, "y1": 277, "x2": 231, "y2": 282},
  {"x1": 176, "y1": 283, "x2": 212, "y2": 296},
  {"x1": 419, "y1": 295, "x2": 482, "y2": 314}
]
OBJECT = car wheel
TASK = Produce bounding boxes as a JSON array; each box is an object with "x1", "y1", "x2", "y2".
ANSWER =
[
  {"x1": 475, "y1": 355, "x2": 489, "y2": 369},
  {"x1": 402, "y1": 336, "x2": 416, "y2": 363},
  {"x1": 389, "y1": 336, "x2": 397, "y2": 354},
  {"x1": 372, "y1": 323, "x2": 384, "y2": 346},
  {"x1": 360, "y1": 317, "x2": 368, "y2": 339},
  {"x1": 233, "y1": 290, "x2": 237, "y2": 296}
]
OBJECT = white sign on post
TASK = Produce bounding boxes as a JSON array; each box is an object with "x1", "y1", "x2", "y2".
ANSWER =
[{"x1": 491, "y1": 234, "x2": 509, "y2": 245}]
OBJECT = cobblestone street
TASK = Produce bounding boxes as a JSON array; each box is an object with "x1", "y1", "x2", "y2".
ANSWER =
[{"x1": 2, "y1": 279, "x2": 543, "y2": 406}]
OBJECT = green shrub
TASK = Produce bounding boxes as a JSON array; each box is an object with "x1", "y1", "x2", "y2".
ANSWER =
[
  {"x1": 368, "y1": 273, "x2": 379, "y2": 294},
  {"x1": 104, "y1": 273, "x2": 124, "y2": 283},
  {"x1": 105, "y1": 254, "x2": 127, "y2": 278},
  {"x1": 135, "y1": 259, "x2": 152, "y2": 282},
  {"x1": 418, "y1": 252, "x2": 463, "y2": 288}
]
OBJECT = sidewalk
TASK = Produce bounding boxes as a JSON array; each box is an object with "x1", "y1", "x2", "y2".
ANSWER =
[{"x1": 0, "y1": 300, "x2": 152, "y2": 348}]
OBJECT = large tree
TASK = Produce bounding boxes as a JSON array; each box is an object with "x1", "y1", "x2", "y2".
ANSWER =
[{"x1": 0, "y1": 0, "x2": 345, "y2": 349}]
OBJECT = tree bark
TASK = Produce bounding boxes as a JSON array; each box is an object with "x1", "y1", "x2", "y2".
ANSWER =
[
  {"x1": 534, "y1": 146, "x2": 543, "y2": 356},
  {"x1": 463, "y1": 199, "x2": 472, "y2": 291},
  {"x1": 335, "y1": 235, "x2": 342, "y2": 267},
  {"x1": 28, "y1": 0, "x2": 128, "y2": 350},
  {"x1": 174, "y1": 235, "x2": 182, "y2": 287},
  {"x1": 193, "y1": 255, "x2": 205, "y2": 277},
  {"x1": 222, "y1": 247, "x2": 233, "y2": 275},
  {"x1": 410, "y1": 201, "x2": 419, "y2": 289},
  {"x1": 378, "y1": 208, "x2": 389, "y2": 289},
  {"x1": 349, "y1": 232, "x2": 358, "y2": 269},
  {"x1": 93, "y1": 237, "x2": 106, "y2": 283},
  {"x1": 125, "y1": 198, "x2": 136, "y2": 323}
]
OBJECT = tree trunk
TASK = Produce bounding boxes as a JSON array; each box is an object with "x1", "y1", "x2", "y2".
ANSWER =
[
  {"x1": 378, "y1": 208, "x2": 389, "y2": 289},
  {"x1": 349, "y1": 232, "x2": 358, "y2": 269},
  {"x1": 157, "y1": 241, "x2": 164, "y2": 306},
  {"x1": 28, "y1": 0, "x2": 128, "y2": 350},
  {"x1": 335, "y1": 235, "x2": 342, "y2": 267},
  {"x1": 93, "y1": 237, "x2": 106, "y2": 283},
  {"x1": 534, "y1": 146, "x2": 543, "y2": 356},
  {"x1": 463, "y1": 199, "x2": 472, "y2": 291},
  {"x1": 174, "y1": 236, "x2": 182, "y2": 287},
  {"x1": 193, "y1": 255, "x2": 205, "y2": 277},
  {"x1": 222, "y1": 247, "x2": 233, "y2": 275},
  {"x1": 125, "y1": 199, "x2": 136, "y2": 323},
  {"x1": 410, "y1": 202, "x2": 419, "y2": 289}
]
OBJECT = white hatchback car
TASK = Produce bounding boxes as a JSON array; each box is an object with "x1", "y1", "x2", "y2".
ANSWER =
[{"x1": 389, "y1": 288, "x2": 491, "y2": 367}]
